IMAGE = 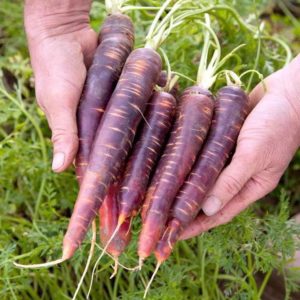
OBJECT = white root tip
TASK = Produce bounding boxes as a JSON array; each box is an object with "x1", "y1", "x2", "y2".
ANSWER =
[
  {"x1": 138, "y1": 257, "x2": 144, "y2": 271},
  {"x1": 87, "y1": 223, "x2": 121, "y2": 298},
  {"x1": 72, "y1": 220, "x2": 97, "y2": 300},
  {"x1": 143, "y1": 262, "x2": 161, "y2": 299},
  {"x1": 13, "y1": 258, "x2": 65, "y2": 269},
  {"x1": 110, "y1": 258, "x2": 119, "y2": 279}
]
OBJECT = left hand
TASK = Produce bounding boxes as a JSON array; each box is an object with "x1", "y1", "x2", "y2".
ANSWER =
[
  {"x1": 180, "y1": 56, "x2": 300, "y2": 240},
  {"x1": 24, "y1": 0, "x2": 97, "y2": 172}
]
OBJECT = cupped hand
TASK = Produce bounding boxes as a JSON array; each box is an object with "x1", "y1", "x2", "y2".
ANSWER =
[
  {"x1": 181, "y1": 55, "x2": 300, "y2": 240},
  {"x1": 24, "y1": 1, "x2": 98, "y2": 172}
]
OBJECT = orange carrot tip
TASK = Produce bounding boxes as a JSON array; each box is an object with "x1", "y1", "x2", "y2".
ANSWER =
[
  {"x1": 117, "y1": 213, "x2": 127, "y2": 227},
  {"x1": 62, "y1": 243, "x2": 78, "y2": 261},
  {"x1": 156, "y1": 218, "x2": 182, "y2": 263}
]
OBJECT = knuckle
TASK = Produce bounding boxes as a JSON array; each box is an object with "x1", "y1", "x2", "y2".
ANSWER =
[
  {"x1": 51, "y1": 128, "x2": 78, "y2": 144},
  {"x1": 218, "y1": 211, "x2": 233, "y2": 226},
  {"x1": 233, "y1": 148, "x2": 256, "y2": 166},
  {"x1": 222, "y1": 174, "x2": 243, "y2": 196}
]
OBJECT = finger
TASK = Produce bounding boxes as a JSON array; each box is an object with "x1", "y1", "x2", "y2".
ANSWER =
[
  {"x1": 32, "y1": 40, "x2": 86, "y2": 172},
  {"x1": 49, "y1": 105, "x2": 79, "y2": 173},
  {"x1": 35, "y1": 76, "x2": 81, "y2": 173},
  {"x1": 249, "y1": 82, "x2": 265, "y2": 109},
  {"x1": 201, "y1": 152, "x2": 255, "y2": 216},
  {"x1": 180, "y1": 173, "x2": 279, "y2": 240},
  {"x1": 249, "y1": 68, "x2": 283, "y2": 109}
]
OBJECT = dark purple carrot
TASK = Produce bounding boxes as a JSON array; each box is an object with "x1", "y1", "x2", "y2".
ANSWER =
[
  {"x1": 99, "y1": 183, "x2": 131, "y2": 277},
  {"x1": 155, "y1": 85, "x2": 250, "y2": 263},
  {"x1": 76, "y1": 13, "x2": 134, "y2": 184},
  {"x1": 63, "y1": 48, "x2": 162, "y2": 259},
  {"x1": 138, "y1": 86, "x2": 214, "y2": 261},
  {"x1": 62, "y1": 0, "x2": 186, "y2": 260},
  {"x1": 117, "y1": 90, "x2": 177, "y2": 224}
]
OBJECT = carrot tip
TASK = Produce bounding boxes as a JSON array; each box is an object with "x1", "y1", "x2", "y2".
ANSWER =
[
  {"x1": 138, "y1": 257, "x2": 144, "y2": 271},
  {"x1": 110, "y1": 258, "x2": 119, "y2": 279},
  {"x1": 62, "y1": 244, "x2": 76, "y2": 260},
  {"x1": 118, "y1": 213, "x2": 127, "y2": 226}
]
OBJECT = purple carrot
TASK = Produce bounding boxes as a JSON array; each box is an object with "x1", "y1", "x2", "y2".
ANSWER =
[{"x1": 155, "y1": 85, "x2": 250, "y2": 262}]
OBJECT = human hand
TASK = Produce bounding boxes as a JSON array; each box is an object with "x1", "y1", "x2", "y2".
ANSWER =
[
  {"x1": 180, "y1": 55, "x2": 300, "y2": 240},
  {"x1": 24, "y1": 0, "x2": 98, "y2": 172}
]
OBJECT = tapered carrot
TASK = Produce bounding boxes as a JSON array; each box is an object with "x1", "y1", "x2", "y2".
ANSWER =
[
  {"x1": 76, "y1": 13, "x2": 134, "y2": 184},
  {"x1": 155, "y1": 85, "x2": 249, "y2": 263},
  {"x1": 138, "y1": 86, "x2": 214, "y2": 261},
  {"x1": 63, "y1": 0, "x2": 185, "y2": 260},
  {"x1": 99, "y1": 183, "x2": 131, "y2": 277},
  {"x1": 63, "y1": 48, "x2": 162, "y2": 259},
  {"x1": 117, "y1": 90, "x2": 177, "y2": 224}
]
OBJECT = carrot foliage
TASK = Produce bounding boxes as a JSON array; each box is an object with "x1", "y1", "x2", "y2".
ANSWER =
[{"x1": 0, "y1": 1, "x2": 300, "y2": 299}]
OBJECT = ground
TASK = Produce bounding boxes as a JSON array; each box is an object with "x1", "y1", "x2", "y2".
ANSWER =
[{"x1": 0, "y1": 1, "x2": 300, "y2": 299}]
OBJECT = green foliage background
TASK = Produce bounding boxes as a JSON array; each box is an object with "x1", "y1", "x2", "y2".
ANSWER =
[{"x1": 0, "y1": 1, "x2": 300, "y2": 299}]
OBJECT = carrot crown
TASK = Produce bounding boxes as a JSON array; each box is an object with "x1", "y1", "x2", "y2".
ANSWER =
[
  {"x1": 145, "y1": 0, "x2": 189, "y2": 51},
  {"x1": 105, "y1": 0, "x2": 127, "y2": 14},
  {"x1": 159, "y1": 48, "x2": 179, "y2": 93}
]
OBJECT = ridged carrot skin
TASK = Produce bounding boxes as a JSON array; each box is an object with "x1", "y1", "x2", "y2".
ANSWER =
[
  {"x1": 75, "y1": 14, "x2": 135, "y2": 183},
  {"x1": 63, "y1": 48, "x2": 162, "y2": 259},
  {"x1": 117, "y1": 91, "x2": 177, "y2": 222},
  {"x1": 99, "y1": 183, "x2": 131, "y2": 257},
  {"x1": 155, "y1": 85, "x2": 250, "y2": 262},
  {"x1": 138, "y1": 86, "x2": 214, "y2": 259}
]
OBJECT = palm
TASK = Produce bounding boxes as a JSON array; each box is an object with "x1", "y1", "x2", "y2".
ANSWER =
[
  {"x1": 28, "y1": 26, "x2": 98, "y2": 171},
  {"x1": 180, "y1": 68, "x2": 300, "y2": 240}
]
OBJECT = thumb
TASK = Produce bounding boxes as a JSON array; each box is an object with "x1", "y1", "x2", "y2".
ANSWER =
[
  {"x1": 35, "y1": 77, "x2": 80, "y2": 173},
  {"x1": 49, "y1": 105, "x2": 79, "y2": 173},
  {"x1": 201, "y1": 152, "x2": 255, "y2": 216},
  {"x1": 30, "y1": 39, "x2": 87, "y2": 172}
]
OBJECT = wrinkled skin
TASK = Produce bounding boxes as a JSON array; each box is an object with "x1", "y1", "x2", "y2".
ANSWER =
[
  {"x1": 181, "y1": 55, "x2": 300, "y2": 240},
  {"x1": 24, "y1": 0, "x2": 97, "y2": 172}
]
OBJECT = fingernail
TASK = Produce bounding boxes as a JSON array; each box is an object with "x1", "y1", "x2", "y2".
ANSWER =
[
  {"x1": 52, "y1": 152, "x2": 65, "y2": 171},
  {"x1": 202, "y1": 196, "x2": 222, "y2": 216}
]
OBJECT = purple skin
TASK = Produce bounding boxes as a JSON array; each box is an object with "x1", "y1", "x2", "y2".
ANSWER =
[
  {"x1": 63, "y1": 48, "x2": 162, "y2": 259},
  {"x1": 99, "y1": 183, "x2": 131, "y2": 257},
  {"x1": 155, "y1": 85, "x2": 250, "y2": 262},
  {"x1": 76, "y1": 13, "x2": 134, "y2": 184},
  {"x1": 138, "y1": 86, "x2": 215, "y2": 259},
  {"x1": 117, "y1": 91, "x2": 177, "y2": 223}
]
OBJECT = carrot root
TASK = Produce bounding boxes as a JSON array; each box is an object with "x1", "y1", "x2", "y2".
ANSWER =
[
  {"x1": 13, "y1": 258, "x2": 66, "y2": 269},
  {"x1": 110, "y1": 258, "x2": 119, "y2": 279},
  {"x1": 72, "y1": 220, "x2": 97, "y2": 300},
  {"x1": 143, "y1": 262, "x2": 162, "y2": 299}
]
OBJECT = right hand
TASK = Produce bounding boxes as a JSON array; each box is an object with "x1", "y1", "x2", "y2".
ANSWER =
[
  {"x1": 180, "y1": 55, "x2": 300, "y2": 240},
  {"x1": 24, "y1": 0, "x2": 98, "y2": 172}
]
